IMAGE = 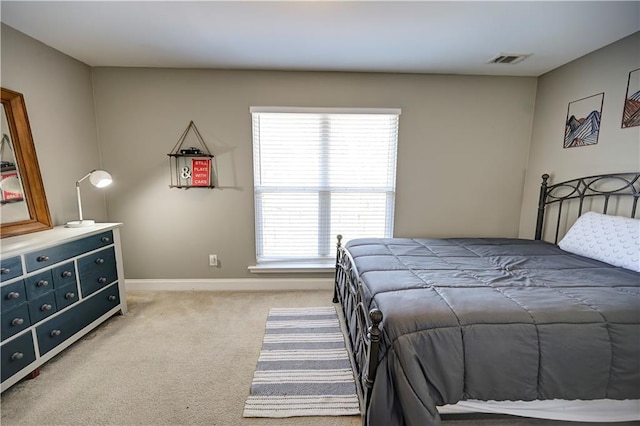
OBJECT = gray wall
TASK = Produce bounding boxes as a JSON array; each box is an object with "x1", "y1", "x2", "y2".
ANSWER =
[
  {"x1": 0, "y1": 24, "x2": 108, "y2": 226},
  {"x1": 519, "y1": 32, "x2": 640, "y2": 239},
  {"x1": 8, "y1": 24, "x2": 637, "y2": 281},
  {"x1": 91, "y1": 68, "x2": 537, "y2": 279}
]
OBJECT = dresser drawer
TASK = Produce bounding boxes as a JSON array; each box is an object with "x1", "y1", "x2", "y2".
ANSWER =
[
  {"x1": 1, "y1": 303, "x2": 31, "y2": 341},
  {"x1": 1, "y1": 280, "x2": 27, "y2": 311},
  {"x1": 0, "y1": 256, "x2": 23, "y2": 283},
  {"x1": 55, "y1": 283, "x2": 79, "y2": 310},
  {"x1": 25, "y1": 231, "x2": 114, "y2": 273},
  {"x1": 28, "y1": 292, "x2": 57, "y2": 324},
  {"x1": 1, "y1": 332, "x2": 36, "y2": 382},
  {"x1": 24, "y1": 270, "x2": 54, "y2": 300},
  {"x1": 36, "y1": 284, "x2": 120, "y2": 356},
  {"x1": 51, "y1": 262, "x2": 76, "y2": 288},
  {"x1": 78, "y1": 247, "x2": 117, "y2": 297}
]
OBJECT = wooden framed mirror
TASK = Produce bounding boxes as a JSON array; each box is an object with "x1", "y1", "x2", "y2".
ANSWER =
[{"x1": 1, "y1": 87, "x2": 52, "y2": 238}]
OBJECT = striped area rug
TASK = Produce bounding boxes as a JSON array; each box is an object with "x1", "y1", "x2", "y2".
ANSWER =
[{"x1": 243, "y1": 306, "x2": 361, "y2": 418}]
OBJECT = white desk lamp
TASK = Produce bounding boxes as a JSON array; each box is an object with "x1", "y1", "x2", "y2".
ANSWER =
[{"x1": 66, "y1": 169, "x2": 112, "y2": 228}]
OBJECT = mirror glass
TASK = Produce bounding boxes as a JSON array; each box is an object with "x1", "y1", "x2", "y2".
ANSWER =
[
  {"x1": 1, "y1": 103, "x2": 30, "y2": 223},
  {"x1": 1, "y1": 87, "x2": 52, "y2": 238}
]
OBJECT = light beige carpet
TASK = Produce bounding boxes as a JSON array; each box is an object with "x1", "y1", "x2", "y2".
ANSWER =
[
  {"x1": 1, "y1": 290, "x2": 633, "y2": 426},
  {"x1": 1, "y1": 291, "x2": 362, "y2": 426}
]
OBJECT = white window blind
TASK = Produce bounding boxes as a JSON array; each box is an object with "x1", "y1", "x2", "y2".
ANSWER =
[{"x1": 251, "y1": 107, "x2": 400, "y2": 263}]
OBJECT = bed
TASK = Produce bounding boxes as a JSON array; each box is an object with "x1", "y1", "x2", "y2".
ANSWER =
[{"x1": 332, "y1": 172, "x2": 640, "y2": 425}]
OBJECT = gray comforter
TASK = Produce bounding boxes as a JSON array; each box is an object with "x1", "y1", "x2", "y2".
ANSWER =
[{"x1": 344, "y1": 238, "x2": 640, "y2": 426}]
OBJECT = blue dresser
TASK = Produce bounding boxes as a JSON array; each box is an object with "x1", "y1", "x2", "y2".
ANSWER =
[{"x1": 0, "y1": 223, "x2": 126, "y2": 391}]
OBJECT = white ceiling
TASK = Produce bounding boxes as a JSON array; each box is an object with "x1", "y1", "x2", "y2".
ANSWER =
[{"x1": 1, "y1": 1, "x2": 639, "y2": 77}]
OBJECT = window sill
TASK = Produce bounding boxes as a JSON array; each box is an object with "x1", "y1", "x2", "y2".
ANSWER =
[{"x1": 248, "y1": 262, "x2": 335, "y2": 274}]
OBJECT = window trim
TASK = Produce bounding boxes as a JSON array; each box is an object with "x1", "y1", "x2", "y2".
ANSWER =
[{"x1": 250, "y1": 106, "x2": 401, "y2": 115}]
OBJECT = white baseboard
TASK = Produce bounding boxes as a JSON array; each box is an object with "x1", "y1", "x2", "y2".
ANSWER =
[{"x1": 125, "y1": 278, "x2": 334, "y2": 292}]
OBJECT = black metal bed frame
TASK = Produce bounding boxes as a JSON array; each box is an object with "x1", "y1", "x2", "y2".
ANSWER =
[
  {"x1": 333, "y1": 171, "x2": 640, "y2": 424},
  {"x1": 535, "y1": 172, "x2": 640, "y2": 243}
]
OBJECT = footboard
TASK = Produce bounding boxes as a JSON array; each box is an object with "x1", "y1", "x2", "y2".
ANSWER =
[{"x1": 333, "y1": 235, "x2": 383, "y2": 420}]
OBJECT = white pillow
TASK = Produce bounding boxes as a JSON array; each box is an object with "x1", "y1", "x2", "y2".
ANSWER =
[{"x1": 558, "y1": 211, "x2": 640, "y2": 272}]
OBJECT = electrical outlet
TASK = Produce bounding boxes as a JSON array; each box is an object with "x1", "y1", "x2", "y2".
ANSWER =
[{"x1": 209, "y1": 254, "x2": 218, "y2": 267}]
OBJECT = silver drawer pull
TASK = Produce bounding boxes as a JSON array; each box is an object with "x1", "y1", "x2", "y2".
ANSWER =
[
  {"x1": 95, "y1": 258, "x2": 105, "y2": 265},
  {"x1": 50, "y1": 329, "x2": 61, "y2": 337},
  {"x1": 37, "y1": 255, "x2": 49, "y2": 262},
  {"x1": 98, "y1": 277, "x2": 107, "y2": 283},
  {"x1": 7, "y1": 292, "x2": 20, "y2": 300},
  {"x1": 108, "y1": 295, "x2": 117, "y2": 302},
  {"x1": 40, "y1": 304, "x2": 52, "y2": 311},
  {"x1": 65, "y1": 292, "x2": 75, "y2": 300},
  {"x1": 1, "y1": 268, "x2": 10, "y2": 274},
  {"x1": 101, "y1": 236, "x2": 111, "y2": 243},
  {"x1": 11, "y1": 352, "x2": 24, "y2": 361},
  {"x1": 61, "y1": 270, "x2": 73, "y2": 278},
  {"x1": 37, "y1": 280, "x2": 49, "y2": 288},
  {"x1": 11, "y1": 318, "x2": 24, "y2": 326}
]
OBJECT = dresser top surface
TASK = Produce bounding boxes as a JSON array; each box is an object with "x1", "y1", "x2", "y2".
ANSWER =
[{"x1": 0, "y1": 223, "x2": 122, "y2": 258}]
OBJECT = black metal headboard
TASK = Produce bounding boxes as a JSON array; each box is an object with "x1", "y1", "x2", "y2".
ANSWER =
[{"x1": 535, "y1": 172, "x2": 640, "y2": 243}]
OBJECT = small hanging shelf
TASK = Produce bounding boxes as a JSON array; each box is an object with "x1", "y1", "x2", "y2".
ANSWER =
[{"x1": 168, "y1": 121, "x2": 215, "y2": 189}]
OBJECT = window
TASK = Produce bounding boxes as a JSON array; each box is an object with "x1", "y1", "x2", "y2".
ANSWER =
[{"x1": 251, "y1": 107, "x2": 400, "y2": 264}]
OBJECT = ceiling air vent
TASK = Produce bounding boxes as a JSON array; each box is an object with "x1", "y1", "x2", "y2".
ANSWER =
[{"x1": 487, "y1": 53, "x2": 531, "y2": 65}]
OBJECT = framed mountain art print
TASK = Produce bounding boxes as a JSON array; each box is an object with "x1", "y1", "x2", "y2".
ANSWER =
[
  {"x1": 564, "y1": 92, "x2": 604, "y2": 148},
  {"x1": 622, "y1": 68, "x2": 640, "y2": 128}
]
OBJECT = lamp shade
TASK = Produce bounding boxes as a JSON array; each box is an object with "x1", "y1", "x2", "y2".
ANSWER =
[
  {"x1": 89, "y1": 170, "x2": 112, "y2": 188},
  {"x1": 0, "y1": 175, "x2": 23, "y2": 194}
]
